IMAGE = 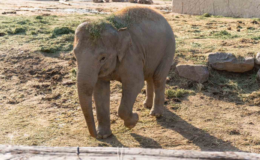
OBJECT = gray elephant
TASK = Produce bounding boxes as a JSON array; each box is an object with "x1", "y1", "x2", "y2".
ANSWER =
[{"x1": 73, "y1": 6, "x2": 175, "y2": 138}]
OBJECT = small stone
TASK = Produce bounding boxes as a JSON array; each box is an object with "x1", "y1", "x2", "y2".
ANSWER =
[
  {"x1": 62, "y1": 80, "x2": 76, "y2": 85},
  {"x1": 255, "y1": 52, "x2": 260, "y2": 65},
  {"x1": 208, "y1": 52, "x2": 254, "y2": 73},
  {"x1": 176, "y1": 64, "x2": 209, "y2": 83}
]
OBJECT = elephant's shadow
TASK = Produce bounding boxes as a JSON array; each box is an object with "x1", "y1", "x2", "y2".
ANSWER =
[
  {"x1": 100, "y1": 108, "x2": 241, "y2": 152},
  {"x1": 155, "y1": 108, "x2": 241, "y2": 152}
]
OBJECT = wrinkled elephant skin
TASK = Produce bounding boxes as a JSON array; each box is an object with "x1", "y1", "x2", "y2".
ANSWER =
[{"x1": 73, "y1": 6, "x2": 176, "y2": 138}]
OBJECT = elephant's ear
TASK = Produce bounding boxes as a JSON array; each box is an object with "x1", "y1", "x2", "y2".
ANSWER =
[{"x1": 116, "y1": 28, "x2": 132, "y2": 62}]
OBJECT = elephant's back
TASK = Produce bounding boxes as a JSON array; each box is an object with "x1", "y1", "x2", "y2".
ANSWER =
[
  {"x1": 118, "y1": 7, "x2": 175, "y2": 79},
  {"x1": 114, "y1": 6, "x2": 166, "y2": 25},
  {"x1": 114, "y1": 7, "x2": 175, "y2": 79}
]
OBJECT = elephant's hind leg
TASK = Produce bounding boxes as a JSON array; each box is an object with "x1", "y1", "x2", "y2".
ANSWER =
[
  {"x1": 150, "y1": 58, "x2": 173, "y2": 117},
  {"x1": 94, "y1": 79, "x2": 112, "y2": 139},
  {"x1": 150, "y1": 78, "x2": 165, "y2": 117},
  {"x1": 143, "y1": 79, "x2": 154, "y2": 109}
]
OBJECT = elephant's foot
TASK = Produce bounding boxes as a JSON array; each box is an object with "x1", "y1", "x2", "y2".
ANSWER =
[
  {"x1": 150, "y1": 108, "x2": 162, "y2": 118},
  {"x1": 124, "y1": 113, "x2": 139, "y2": 129},
  {"x1": 97, "y1": 126, "x2": 112, "y2": 139},
  {"x1": 143, "y1": 101, "x2": 152, "y2": 109}
]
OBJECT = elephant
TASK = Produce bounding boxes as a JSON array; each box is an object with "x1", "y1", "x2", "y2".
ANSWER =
[{"x1": 73, "y1": 6, "x2": 175, "y2": 139}]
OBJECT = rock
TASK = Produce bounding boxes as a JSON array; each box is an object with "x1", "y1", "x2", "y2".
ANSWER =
[
  {"x1": 208, "y1": 52, "x2": 254, "y2": 73},
  {"x1": 138, "y1": 0, "x2": 153, "y2": 4},
  {"x1": 2, "y1": 11, "x2": 16, "y2": 15},
  {"x1": 62, "y1": 80, "x2": 75, "y2": 85},
  {"x1": 176, "y1": 64, "x2": 209, "y2": 83},
  {"x1": 255, "y1": 53, "x2": 260, "y2": 65}
]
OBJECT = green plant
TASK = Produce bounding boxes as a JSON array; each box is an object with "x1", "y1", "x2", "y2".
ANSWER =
[
  {"x1": 35, "y1": 16, "x2": 43, "y2": 20},
  {"x1": 165, "y1": 89, "x2": 193, "y2": 98},
  {"x1": 40, "y1": 46, "x2": 58, "y2": 53},
  {"x1": 13, "y1": 27, "x2": 26, "y2": 34},
  {"x1": 202, "y1": 13, "x2": 211, "y2": 18},
  {"x1": 52, "y1": 27, "x2": 74, "y2": 37}
]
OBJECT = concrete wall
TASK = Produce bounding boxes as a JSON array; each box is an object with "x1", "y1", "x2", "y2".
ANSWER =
[{"x1": 172, "y1": 0, "x2": 260, "y2": 18}]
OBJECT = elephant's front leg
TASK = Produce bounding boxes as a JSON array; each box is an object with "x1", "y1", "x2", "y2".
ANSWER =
[
  {"x1": 94, "y1": 79, "x2": 112, "y2": 139},
  {"x1": 118, "y1": 80, "x2": 144, "y2": 129}
]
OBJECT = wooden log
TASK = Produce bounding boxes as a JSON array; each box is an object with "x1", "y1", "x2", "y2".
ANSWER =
[
  {"x1": 0, "y1": 145, "x2": 260, "y2": 160},
  {"x1": 59, "y1": 0, "x2": 71, "y2": 5}
]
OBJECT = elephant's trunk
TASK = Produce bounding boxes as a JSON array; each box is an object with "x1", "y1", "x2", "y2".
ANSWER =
[{"x1": 77, "y1": 70, "x2": 98, "y2": 138}]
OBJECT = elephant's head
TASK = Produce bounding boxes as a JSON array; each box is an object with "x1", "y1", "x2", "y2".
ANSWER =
[{"x1": 73, "y1": 22, "x2": 132, "y2": 137}]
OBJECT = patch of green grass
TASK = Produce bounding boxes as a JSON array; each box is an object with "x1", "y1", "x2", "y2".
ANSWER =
[
  {"x1": 252, "y1": 18, "x2": 260, "y2": 21},
  {"x1": 17, "y1": 20, "x2": 30, "y2": 25},
  {"x1": 106, "y1": 14, "x2": 129, "y2": 30},
  {"x1": 165, "y1": 88, "x2": 194, "y2": 98},
  {"x1": 40, "y1": 42, "x2": 73, "y2": 53},
  {"x1": 207, "y1": 69, "x2": 258, "y2": 102},
  {"x1": 52, "y1": 27, "x2": 74, "y2": 37},
  {"x1": 191, "y1": 42, "x2": 201, "y2": 48},
  {"x1": 40, "y1": 46, "x2": 59, "y2": 53},
  {"x1": 252, "y1": 36, "x2": 260, "y2": 40},
  {"x1": 85, "y1": 14, "x2": 131, "y2": 43},
  {"x1": 71, "y1": 68, "x2": 77, "y2": 80},
  {"x1": 35, "y1": 16, "x2": 43, "y2": 20},
  {"x1": 211, "y1": 30, "x2": 239, "y2": 39},
  {"x1": 13, "y1": 27, "x2": 26, "y2": 34},
  {"x1": 201, "y1": 13, "x2": 211, "y2": 18},
  {"x1": 86, "y1": 20, "x2": 106, "y2": 42}
]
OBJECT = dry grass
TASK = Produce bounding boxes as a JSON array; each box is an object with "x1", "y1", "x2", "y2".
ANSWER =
[{"x1": 0, "y1": 2, "x2": 260, "y2": 154}]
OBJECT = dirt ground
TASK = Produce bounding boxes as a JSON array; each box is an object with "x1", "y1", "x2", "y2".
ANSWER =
[{"x1": 0, "y1": 0, "x2": 260, "y2": 153}]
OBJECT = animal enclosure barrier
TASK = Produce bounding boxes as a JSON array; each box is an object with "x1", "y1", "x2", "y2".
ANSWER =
[
  {"x1": 172, "y1": 0, "x2": 260, "y2": 18},
  {"x1": 1, "y1": 145, "x2": 260, "y2": 159}
]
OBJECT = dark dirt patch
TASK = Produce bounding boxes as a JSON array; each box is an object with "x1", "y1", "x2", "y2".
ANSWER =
[{"x1": 2, "y1": 54, "x2": 70, "y2": 84}]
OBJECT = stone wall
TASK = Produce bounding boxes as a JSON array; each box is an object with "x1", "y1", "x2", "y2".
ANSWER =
[{"x1": 172, "y1": 0, "x2": 260, "y2": 18}]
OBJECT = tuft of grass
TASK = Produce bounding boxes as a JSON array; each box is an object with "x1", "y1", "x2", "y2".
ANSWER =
[
  {"x1": 17, "y1": 20, "x2": 30, "y2": 25},
  {"x1": 252, "y1": 36, "x2": 260, "y2": 40},
  {"x1": 85, "y1": 14, "x2": 131, "y2": 43},
  {"x1": 201, "y1": 13, "x2": 211, "y2": 18},
  {"x1": 86, "y1": 20, "x2": 106, "y2": 43},
  {"x1": 35, "y1": 16, "x2": 43, "y2": 20},
  {"x1": 71, "y1": 68, "x2": 77, "y2": 79},
  {"x1": 40, "y1": 46, "x2": 58, "y2": 53},
  {"x1": 214, "y1": 30, "x2": 230, "y2": 36},
  {"x1": 13, "y1": 27, "x2": 26, "y2": 34},
  {"x1": 211, "y1": 30, "x2": 238, "y2": 39},
  {"x1": 106, "y1": 14, "x2": 129, "y2": 30},
  {"x1": 165, "y1": 88, "x2": 194, "y2": 98},
  {"x1": 52, "y1": 27, "x2": 74, "y2": 37},
  {"x1": 252, "y1": 18, "x2": 260, "y2": 21}
]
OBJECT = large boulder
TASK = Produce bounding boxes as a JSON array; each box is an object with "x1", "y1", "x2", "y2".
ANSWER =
[
  {"x1": 176, "y1": 64, "x2": 209, "y2": 83},
  {"x1": 138, "y1": 0, "x2": 153, "y2": 4},
  {"x1": 208, "y1": 52, "x2": 254, "y2": 73},
  {"x1": 255, "y1": 52, "x2": 260, "y2": 65}
]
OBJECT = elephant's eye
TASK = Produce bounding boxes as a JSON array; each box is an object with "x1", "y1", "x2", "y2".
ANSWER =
[{"x1": 100, "y1": 56, "x2": 106, "y2": 62}]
